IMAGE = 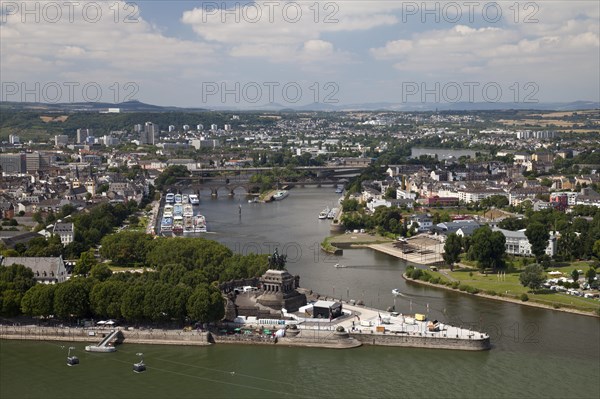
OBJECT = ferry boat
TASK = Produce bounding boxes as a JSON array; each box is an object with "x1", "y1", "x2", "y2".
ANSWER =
[
  {"x1": 160, "y1": 216, "x2": 173, "y2": 233},
  {"x1": 182, "y1": 194, "x2": 189, "y2": 204},
  {"x1": 174, "y1": 194, "x2": 182, "y2": 204},
  {"x1": 272, "y1": 190, "x2": 289, "y2": 201},
  {"x1": 172, "y1": 216, "x2": 183, "y2": 234},
  {"x1": 318, "y1": 208, "x2": 329, "y2": 219},
  {"x1": 194, "y1": 215, "x2": 207, "y2": 233},
  {"x1": 163, "y1": 205, "x2": 173, "y2": 217},
  {"x1": 165, "y1": 193, "x2": 175, "y2": 204},
  {"x1": 173, "y1": 204, "x2": 183, "y2": 216},
  {"x1": 183, "y1": 215, "x2": 194, "y2": 234},
  {"x1": 183, "y1": 204, "x2": 193, "y2": 217},
  {"x1": 189, "y1": 194, "x2": 200, "y2": 205},
  {"x1": 327, "y1": 208, "x2": 338, "y2": 219}
]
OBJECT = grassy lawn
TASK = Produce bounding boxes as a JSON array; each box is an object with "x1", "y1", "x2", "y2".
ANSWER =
[{"x1": 420, "y1": 262, "x2": 600, "y2": 314}]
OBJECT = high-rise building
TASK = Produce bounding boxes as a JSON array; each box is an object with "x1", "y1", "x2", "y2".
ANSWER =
[
  {"x1": 196, "y1": 124, "x2": 204, "y2": 131},
  {"x1": 0, "y1": 153, "x2": 26, "y2": 174},
  {"x1": 134, "y1": 124, "x2": 143, "y2": 133},
  {"x1": 8, "y1": 134, "x2": 20, "y2": 144},
  {"x1": 211, "y1": 124, "x2": 218, "y2": 131},
  {"x1": 141, "y1": 122, "x2": 159, "y2": 145},
  {"x1": 54, "y1": 135, "x2": 69, "y2": 147},
  {"x1": 168, "y1": 125, "x2": 176, "y2": 133},
  {"x1": 183, "y1": 125, "x2": 190, "y2": 131},
  {"x1": 76, "y1": 128, "x2": 93, "y2": 144},
  {"x1": 224, "y1": 124, "x2": 232, "y2": 131}
]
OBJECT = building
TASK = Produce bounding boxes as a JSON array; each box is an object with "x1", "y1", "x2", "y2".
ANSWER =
[
  {"x1": 312, "y1": 300, "x2": 343, "y2": 319},
  {"x1": 0, "y1": 202, "x2": 15, "y2": 219},
  {"x1": 0, "y1": 256, "x2": 68, "y2": 284},
  {"x1": 77, "y1": 128, "x2": 93, "y2": 144},
  {"x1": 211, "y1": 124, "x2": 218, "y2": 131},
  {"x1": 140, "y1": 122, "x2": 159, "y2": 145},
  {"x1": 426, "y1": 196, "x2": 459, "y2": 207},
  {"x1": 256, "y1": 269, "x2": 306, "y2": 313},
  {"x1": 54, "y1": 135, "x2": 69, "y2": 147},
  {"x1": 492, "y1": 227, "x2": 557, "y2": 257},
  {"x1": 53, "y1": 222, "x2": 74, "y2": 245},
  {"x1": 0, "y1": 153, "x2": 26, "y2": 174},
  {"x1": 8, "y1": 134, "x2": 20, "y2": 144},
  {"x1": 190, "y1": 139, "x2": 220, "y2": 150},
  {"x1": 25, "y1": 152, "x2": 51, "y2": 173},
  {"x1": 410, "y1": 214, "x2": 433, "y2": 231}
]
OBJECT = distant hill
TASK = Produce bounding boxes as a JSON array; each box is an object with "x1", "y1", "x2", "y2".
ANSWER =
[{"x1": 1, "y1": 100, "x2": 598, "y2": 113}]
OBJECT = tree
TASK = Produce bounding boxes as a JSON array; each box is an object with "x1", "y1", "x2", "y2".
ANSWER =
[
  {"x1": 120, "y1": 284, "x2": 146, "y2": 323},
  {"x1": 53, "y1": 278, "x2": 91, "y2": 319},
  {"x1": 585, "y1": 267, "x2": 597, "y2": 285},
  {"x1": 90, "y1": 280, "x2": 126, "y2": 319},
  {"x1": 21, "y1": 284, "x2": 56, "y2": 317},
  {"x1": 519, "y1": 264, "x2": 546, "y2": 290},
  {"x1": 90, "y1": 263, "x2": 112, "y2": 281},
  {"x1": 100, "y1": 231, "x2": 154, "y2": 266},
  {"x1": 443, "y1": 233, "x2": 462, "y2": 268},
  {"x1": 186, "y1": 284, "x2": 224, "y2": 323},
  {"x1": 74, "y1": 250, "x2": 97, "y2": 275},
  {"x1": 525, "y1": 222, "x2": 550, "y2": 262},
  {"x1": 571, "y1": 269, "x2": 580, "y2": 282},
  {"x1": 468, "y1": 226, "x2": 506, "y2": 271}
]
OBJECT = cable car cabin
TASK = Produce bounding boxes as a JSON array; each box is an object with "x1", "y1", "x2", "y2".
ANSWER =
[
  {"x1": 133, "y1": 361, "x2": 146, "y2": 373},
  {"x1": 67, "y1": 356, "x2": 79, "y2": 366}
]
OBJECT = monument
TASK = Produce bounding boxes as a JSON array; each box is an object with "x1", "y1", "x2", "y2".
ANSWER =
[{"x1": 255, "y1": 249, "x2": 307, "y2": 313}]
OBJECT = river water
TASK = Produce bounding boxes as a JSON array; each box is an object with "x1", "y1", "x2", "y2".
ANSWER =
[{"x1": 1, "y1": 188, "x2": 599, "y2": 398}]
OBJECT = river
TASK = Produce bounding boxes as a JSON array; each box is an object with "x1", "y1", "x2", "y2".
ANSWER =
[{"x1": 1, "y1": 188, "x2": 599, "y2": 399}]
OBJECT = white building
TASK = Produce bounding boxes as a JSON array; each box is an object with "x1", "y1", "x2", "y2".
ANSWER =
[
  {"x1": 492, "y1": 227, "x2": 557, "y2": 257},
  {"x1": 53, "y1": 222, "x2": 75, "y2": 245}
]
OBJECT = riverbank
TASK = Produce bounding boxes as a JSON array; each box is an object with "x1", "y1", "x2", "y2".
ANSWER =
[{"x1": 403, "y1": 274, "x2": 600, "y2": 318}]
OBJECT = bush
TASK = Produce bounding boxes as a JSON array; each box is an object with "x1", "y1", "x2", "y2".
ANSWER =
[
  {"x1": 486, "y1": 290, "x2": 497, "y2": 296},
  {"x1": 459, "y1": 284, "x2": 468, "y2": 292},
  {"x1": 430, "y1": 277, "x2": 440, "y2": 284},
  {"x1": 451, "y1": 281, "x2": 460, "y2": 289},
  {"x1": 552, "y1": 303, "x2": 561, "y2": 309},
  {"x1": 420, "y1": 272, "x2": 432, "y2": 282},
  {"x1": 466, "y1": 286, "x2": 480, "y2": 294},
  {"x1": 411, "y1": 269, "x2": 423, "y2": 280},
  {"x1": 520, "y1": 293, "x2": 529, "y2": 302}
]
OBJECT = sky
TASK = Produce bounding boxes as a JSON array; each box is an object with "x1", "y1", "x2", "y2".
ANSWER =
[{"x1": 1, "y1": 1, "x2": 599, "y2": 108}]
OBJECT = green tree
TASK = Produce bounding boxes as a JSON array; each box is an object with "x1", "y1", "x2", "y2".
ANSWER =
[
  {"x1": 468, "y1": 226, "x2": 506, "y2": 271},
  {"x1": 186, "y1": 284, "x2": 224, "y2": 323},
  {"x1": 525, "y1": 222, "x2": 550, "y2": 262},
  {"x1": 519, "y1": 264, "x2": 546, "y2": 290},
  {"x1": 90, "y1": 263, "x2": 112, "y2": 281},
  {"x1": 100, "y1": 231, "x2": 154, "y2": 266},
  {"x1": 90, "y1": 280, "x2": 126, "y2": 319},
  {"x1": 154, "y1": 165, "x2": 190, "y2": 191},
  {"x1": 21, "y1": 284, "x2": 56, "y2": 317},
  {"x1": 120, "y1": 284, "x2": 146, "y2": 323},
  {"x1": 585, "y1": 267, "x2": 597, "y2": 285},
  {"x1": 74, "y1": 250, "x2": 97, "y2": 275},
  {"x1": 53, "y1": 278, "x2": 91, "y2": 319},
  {"x1": 571, "y1": 269, "x2": 580, "y2": 282},
  {"x1": 443, "y1": 233, "x2": 462, "y2": 268}
]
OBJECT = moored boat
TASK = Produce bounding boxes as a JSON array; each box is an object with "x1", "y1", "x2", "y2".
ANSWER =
[{"x1": 272, "y1": 190, "x2": 289, "y2": 201}]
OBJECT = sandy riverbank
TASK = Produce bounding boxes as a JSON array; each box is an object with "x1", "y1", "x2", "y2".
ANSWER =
[{"x1": 402, "y1": 274, "x2": 599, "y2": 318}]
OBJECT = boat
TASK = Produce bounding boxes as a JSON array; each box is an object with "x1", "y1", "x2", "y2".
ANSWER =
[
  {"x1": 327, "y1": 208, "x2": 338, "y2": 219},
  {"x1": 334, "y1": 263, "x2": 346, "y2": 268},
  {"x1": 272, "y1": 190, "x2": 289, "y2": 201},
  {"x1": 183, "y1": 204, "x2": 193, "y2": 217},
  {"x1": 183, "y1": 215, "x2": 194, "y2": 234},
  {"x1": 85, "y1": 345, "x2": 116, "y2": 353},
  {"x1": 173, "y1": 204, "x2": 183, "y2": 216},
  {"x1": 163, "y1": 205, "x2": 173, "y2": 217},
  {"x1": 182, "y1": 194, "x2": 189, "y2": 204},
  {"x1": 174, "y1": 194, "x2": 182, "y2": 203},
  {"x1": 194, "y1": 215, "x2": 207, "y2": 233},
  {"x1": 335, "y1": 186, "x2": 344, "y2": 194},
  {"x1": 392, "y1": 288, "x2": 402, "y2": 296},
  {"x1": 165, "y1": 193, "x2": 175, "y2": 204},
  {"x1": 248, "y1": 197, "x2": 259, "y2": 203},
  {"x1": 160, "y1": 216, "x2": 173, "y2": 233},
  {"x1": 189, "y1": 194, "x2": 200, "y2": 205},
  {"x1": 318, "y1": 207, "x2": 329, "y2": 219},
  {"x1": 172, "y1": 216, "x2": 183, "y2": 234}
]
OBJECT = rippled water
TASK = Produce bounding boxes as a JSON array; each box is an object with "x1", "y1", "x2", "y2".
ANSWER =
[{"x1": 1, "y1": 187, "x2": 599, "y2": 398}]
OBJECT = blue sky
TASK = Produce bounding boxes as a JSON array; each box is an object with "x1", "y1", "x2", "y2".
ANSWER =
[{"x1": 1, "y1": 1, "x2": 599, "y2": 107}]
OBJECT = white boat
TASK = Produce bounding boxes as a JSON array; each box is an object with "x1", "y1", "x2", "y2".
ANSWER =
[
  {"x1": 248, "y1": 197, "x2": 259, "y2": 203},
  {"x1": 174, "y1": 194, "x2": 182, "y2": 203},
  {"x1": 272, "y1": 190, "x2": 289, "y2": 201},
  {"x1": 334, "y1": 263, "x2": 346, "y2": 268},
  {"x1": 172, "y1": 216, "x2": 183, "y2": 234},
  {"x1": 318, "y1": 208, "x2": 329, "y2": 219},
  {"x1": 183, "y1": 215, "x2": 194, "y2": 234},
  {"x1": 183, "y1": 204, "x2": 193, "y2": 217},
  {"x1": 194, "y1": 215, "x2": 207, "y2": 233},
  {"x1": 182, "y1": 194, "x2": 189, "y2": 204},
  {"x1": 85, "y1": 345, "x2": 116, "y2": 353},
  {"x1": 165, "y1": 193, "x2": 175, "y2": 204},
  {"x1": 160, "y1": 216, "x2": 173, "y2": 233},
  {"x1": 173, "y1": 204, "x2": 183, "y2": 216},
  {"x1": 189, "y1": 194, "x2": 200, "y2": 205},
  {"x1": 335, "y1": 187, "x2": 343, "y2": 194},
  {"x1": 327, "y1": 208, "x2": 338, "y2": 219},
  {"x1": 163, "y1": 205, "x2": 173, "y2": 217},
  {"x1": 392, "y1": 288, "x2": 401, "y2": 296}
]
